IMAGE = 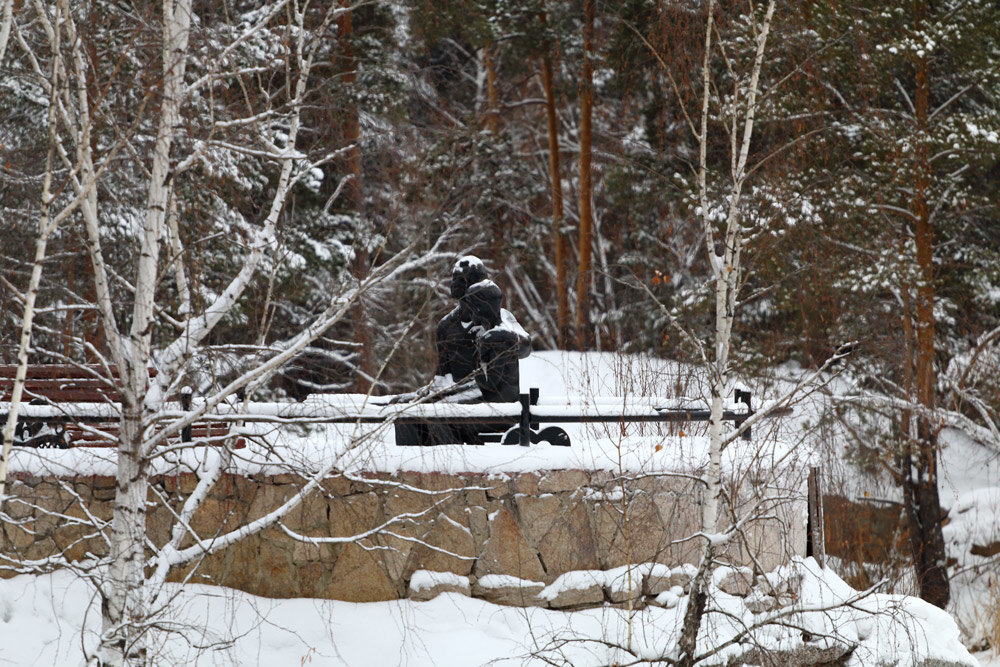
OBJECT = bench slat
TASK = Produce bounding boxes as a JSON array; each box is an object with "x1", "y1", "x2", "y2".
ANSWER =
[{"x1": 5, "y1": 365, "x2": 239, "y2": 449}]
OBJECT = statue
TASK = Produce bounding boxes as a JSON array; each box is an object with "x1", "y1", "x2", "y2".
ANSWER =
[
  {"x1": 434, "y1": 256, "x2": 531, "y2": 402},
  {"x1": 393, "y1": 255, "x2": 531, "y2": 444}
]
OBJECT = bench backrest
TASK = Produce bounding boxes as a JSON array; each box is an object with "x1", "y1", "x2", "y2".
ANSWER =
[{"x1": 0, "y1": 365, "x2": 157, "y2": 403}]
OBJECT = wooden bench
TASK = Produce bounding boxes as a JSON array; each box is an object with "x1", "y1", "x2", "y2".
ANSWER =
[
  {"x1": 1, "y1": 365, "x2": 243, "y2": 449},
  {"x1": 394, "y1": 388, "x2": 762, "y2": 447}
]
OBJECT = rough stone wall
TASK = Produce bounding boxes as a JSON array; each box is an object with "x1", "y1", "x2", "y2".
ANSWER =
[{"x1": 0, "y1": 469, "x2": 805, "y2": 604}]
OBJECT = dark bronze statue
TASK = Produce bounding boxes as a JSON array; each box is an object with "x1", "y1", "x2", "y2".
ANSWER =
[
  {"x1": 393, "y1": 256, "x2": 531, "y2": 444},
  {"x1": 435, "y1": 256, "x2": 530, "y2": 402}
]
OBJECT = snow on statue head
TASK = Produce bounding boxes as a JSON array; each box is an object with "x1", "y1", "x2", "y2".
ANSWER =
[{"x1": 451, "y1": 255, "x2": 488, "y2": 299}]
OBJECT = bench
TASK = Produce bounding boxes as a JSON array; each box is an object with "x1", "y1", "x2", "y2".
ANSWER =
[
  {"x1": 394, "y1": 388, "x2": 761, "y2": 447},
  {"x1": 1, "y1": 365, "x2": 243, "y2": 449}
]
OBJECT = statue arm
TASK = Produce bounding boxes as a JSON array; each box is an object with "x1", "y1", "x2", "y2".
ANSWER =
[{"x1": 500, "y1": 308, "x2": 532, "y2": 359}]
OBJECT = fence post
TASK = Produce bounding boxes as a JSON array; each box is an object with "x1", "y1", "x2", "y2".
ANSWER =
[
  {"x1": 807, "y1": 466, "x2": 826, "y2": 568},
  {"x1": 180, "y1": 387, "x2": 192, "y2": 444}
]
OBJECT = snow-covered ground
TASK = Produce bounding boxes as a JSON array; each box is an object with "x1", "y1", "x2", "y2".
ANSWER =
[
  {"x1": 0, "y1": 559, "x2": 980, "y2": 666},
  {"x1": 2, "y1": 351, "x2": 998, "y2": 664}
]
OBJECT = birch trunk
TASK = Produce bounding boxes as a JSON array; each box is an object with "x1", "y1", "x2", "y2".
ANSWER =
[
  {"x1": 101, "y1": 0, "x2": 192, "y2": 663},
  {"x1": 0, "y1": 2, "x2": 63, "y2": 499},
  {"x1": 678, "y1": 2, "x2": 775, "y2": 663}
]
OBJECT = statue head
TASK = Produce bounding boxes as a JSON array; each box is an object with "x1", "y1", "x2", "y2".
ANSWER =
[
  {"x1": 464, "y1": 279, "x2": 502, "y2": 329},
  {"x1": 450, "y1": 255, "x2": 488, "y2": 299}
]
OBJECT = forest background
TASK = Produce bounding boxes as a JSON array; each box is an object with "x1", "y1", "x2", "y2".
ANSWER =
[{"x1": 2, "y1": 0, "x2": 1000, "y2": 622}]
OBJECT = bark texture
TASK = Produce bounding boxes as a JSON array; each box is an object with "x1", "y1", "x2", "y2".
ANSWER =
[{"x1": 575, "y1": 0, "x2": 595, "y2": 350}]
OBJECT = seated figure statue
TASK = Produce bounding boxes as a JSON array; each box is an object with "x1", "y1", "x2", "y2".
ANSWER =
[
  {"x1": 434, "y1": 255, "x2": 531, "y2": 403},
  {"x1": 393, "y1": 256, "x2": 531, "y2": 445}
]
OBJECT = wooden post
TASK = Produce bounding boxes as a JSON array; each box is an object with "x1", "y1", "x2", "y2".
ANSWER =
[{"x1": 807, "y1": 466, "x2": 826, "y2": 568}]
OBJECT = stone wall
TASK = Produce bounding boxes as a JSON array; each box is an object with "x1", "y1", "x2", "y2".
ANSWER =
[{"x1": 0, "y1": 469, "x2": 805, "y2": 605}]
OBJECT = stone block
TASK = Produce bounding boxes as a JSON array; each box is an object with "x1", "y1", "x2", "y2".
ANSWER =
[
  {"x1": 593, "y1": 493, "x2": 667, "y2": 568},
  {"x1": 482, "y1": 476, "x2": 511, "y2": 499},
  {"x1": 467, "y1": 505, "x2": 491, "y2": 552},
  {"x1": 190, "y1": 497, "x2": 239, "y2": 537},
  {"x1": 246, "y1": 482, "x2": 290, "y2": 523},
  {"x1": 669, "y1": 564, "x2": 697, "y2": 592},
  {"x1": 538, "y1": 470, "x2": 589, "y2": 494},
  {"x1": 328, "y1": 492, "x2": 380, "y2": 539},
  {"x1": 322, "y1": 475, "x2": 352, "y2": 497},
  {"x1": 399, "y1": 471, "x2": 464, "y2": 492},
  {"x1": 145, "y1": 503, "x2": 173, "y2": 549},
  {"x1": 270, "y1": 473, "x2": 307, "y2": 486},
  {"x1": 542, "y1": 582, "x2": 604, "y2": 609},
  {"x1": 403, "y1": 511, "x2": 476, "y2": 578},
  {"x1": 384, "y1": 487, "x2": 436, "y2": 523},
  {"x1": 283, "y1": 488, "x2": 331, "y2": 533},
  {"x1": 604, "y1": 569, "x2": 644, "y2": 603},
  {"x1": 255, "y1": 539, "x2": 300, "y2": 598},
  {"x1": 651, "y1": 490, "x2": 702, "y2": 565},
  {"x1": 297, "y1": 561, "x2": 331, "y2": 598},
  {"x1": 537, "y1": 502, "x2": 599, "y2": 576},
  {"x1": 514, "y1": 493, "x2": 562, "y2": 547},
  {"x1": 464, "y1": 488, "x2": 488, "y2": 508},
  {"x1": 651, "y1": 586, "x2": 684, "y2": 608},
  {"x1": 642, "y1": 564, "x2": 674, "y2": 596},
  {"x1": 323, "y1": 543, "x2": 396, "y2": 602},
  {"x1": 214, "y1": 538, "x2": 263, "y2": 592},
  {"x1": 292, "y1": 538, "x2": 332, "y2": 563},
  {"x1": 473, "y1": 506, "x2": 546, "y2": 583},
  {"x1": 408, "y1": 570, "x2": 471, "y2": 601},
  {"x1": 3, "y1": 497, "x2": 34, "y2": 520},
  {"x1": 2, "y1": 522, "x2": 35, "y2": 550},
  {"x1": 715, "y1": 566, "x2": 753, "y2": 597},
  {"x1": 472, "y1": 574, "x2": 546, "y2": 607},
  {"x1": 732, "y1": 643, "x2": 854, "y2": 667},
  {"x1": 512, "y1": 473, "x2": 539, "y2": 496}
]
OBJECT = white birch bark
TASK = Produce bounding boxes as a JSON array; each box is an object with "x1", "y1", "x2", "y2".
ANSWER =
[
  {"x1": 680, "y1": 2, "x2": 776, "y2": 664},
  {"x1": 0, "y1": 0, "x2": 64, "y2": 501},
  {"x1": 5, "y1": 3, "x2": 439, "y2": 662},
  {"x1": 699, "y1": 0, "x2": 776, "y2": 539},
  {"x1": 99, "y1": 0, "x2": 192, "y2": 662},
  {"x1": 0, "y1": 0, "x2": 13, "y2": 66}
]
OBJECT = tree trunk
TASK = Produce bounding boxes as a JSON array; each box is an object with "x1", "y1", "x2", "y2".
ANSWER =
[
  {"x1": 575, "y1": 0, "x2": 595, "y2": 350},
  {"x1": 539, "y1": 10, "x2": 570, "y2": 349},
  {"x1": 338, "y1": 3, "x2": 375, "y2": 393},
  {"x1": 0, "y1": 11, "x2": 63, "y2": 497},
  {"x1": 484, "y1": 43, "x2": 500, "y2": 135},
  {"x1": 903, "y1": 2, "x2": 949, "y2": 607},
  {"x1": 102, "y1": 406, "x2": 150, "y2": 666},
  {"x1": 101, "y1": 0, "x2": 192, "y2": 661}
]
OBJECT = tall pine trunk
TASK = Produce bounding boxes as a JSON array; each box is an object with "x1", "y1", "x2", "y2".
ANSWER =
[
  {"x1": 575, "y1": 0, "x2": 595, "y2": 350},
  {"x1": 903, "y1": 4, "x2": 949, "y2": 607},
  {"x1": 539, "y1": 10, "x2": 570, "y2": 348},
  {"x1": 339, "y1": 3, "x2": 375, "y2": 393}
]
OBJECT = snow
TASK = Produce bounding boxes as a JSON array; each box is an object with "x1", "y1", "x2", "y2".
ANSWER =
[
  {"x1": 0, "y1": 560, "x2": 980, "y2": 666},
  {"x1": 3, "y1": 351, "x2": 998, "y2": 663},
  {"x1": 409, "y1": 570, "x2": 468, "y2": 592},
  {"x1": 2, "y1": 352, "x2": 802, "y2": 482},
  {"x1": 475, "y1": 574, "x2": 543, "y2": 590}
]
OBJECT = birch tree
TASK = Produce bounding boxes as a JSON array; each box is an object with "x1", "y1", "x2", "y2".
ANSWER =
[
  {"x1": 0, "y1": 2, "x2": 455, "y2": 664},
  {"x1": 675, "y1": 2, "x2": 777, "y2": 663}
]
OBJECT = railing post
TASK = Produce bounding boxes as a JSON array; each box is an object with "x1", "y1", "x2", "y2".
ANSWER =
[
  {"x1": 180, "y1": 387, "x2": 192, "y2": 444},
  {"x1": 735, "y1": 389, "x2": 753, "y2": 440},
  {"x1": 807, "y1": 466, "x2": 826, "y2": 568},
  {"x1": 518, "y1": 392, "x2": 531, "y2": 446}
]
